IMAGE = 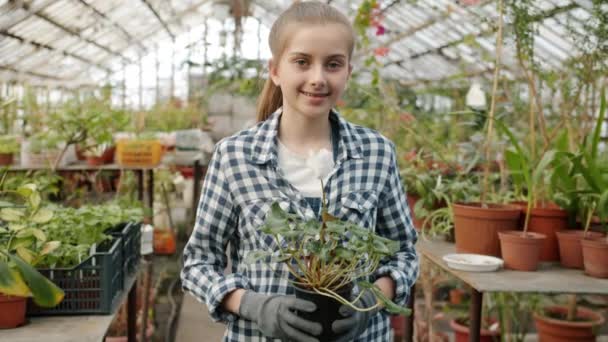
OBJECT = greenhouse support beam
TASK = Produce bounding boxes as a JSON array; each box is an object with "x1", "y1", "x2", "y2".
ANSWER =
[
  {"x1": 17, "y1": 4, "x2": 135, "y2": 65},
  {"x1": 409, "y1": 3, "x2": 578, "y2": 63},
  {"x1": 355, "y1": 9, "x2": 452, "y2": 61},
  {"x1": 0, "y1": 65, "x2": 65, "y2": 81},
  {"x1": 0, "y1": 30, "x2": 113, "y2": 74},
  {"x1": 0, "y1": 0, "x2": 55, "y2": 32},
  {"x1": 76, "y1": 0, "x2": 148, "y2": 54},
  {"x1": 132, "y1": 0, "x2": 211, "y2": 44},
  {"x1": 140, "y1": 0, "x2": 176, "y2": 40}
]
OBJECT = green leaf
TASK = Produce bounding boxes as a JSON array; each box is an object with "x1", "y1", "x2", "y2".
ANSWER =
[
  {"x1": 16, "y1": 184, "x2": 36, "y2": 198},
  {"x1": 10, "y1": 237, "x2": 35, "y2": 250},
  {"x1": 8, "y1": 223, "x2": 26, "y2": 231},
  {"x1": 0, "y1": 261, "x2": 31, "y2": 297},
  {"x1": 598, "y1": 189, "x2": 608, "y2": 224},
  {"x1": 30, "y1": 208, "x2": 53, "y2": 224},
  {"x1": 15, "y1": 246, "x2": 34, "y2": 264},
  {"x1": 590, "y1": 87, "x2": 606, "y2": 160},
  {"x1": 30, "y1": 228, "x2": 46, "y2": 242},
  {"x1": 8, "y1": 254, "x2": 64, "y2": 307},
  {"x1": 357, "y1": 281, "x2": 411, "y2": 316},
  {"x1": 28, "y1": 192, "x2": 41, "y2": 211},
  {"x1": 1, "y1": 208, "x2": 25, "y2": 222},
  {"x1": 531, "y1": 150, "x2": 556, "y2": 190}
]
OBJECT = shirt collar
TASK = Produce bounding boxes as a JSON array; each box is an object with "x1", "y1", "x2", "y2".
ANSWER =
[{"x1": 249, "y1": 108, "x2": 362, "y2": 165}]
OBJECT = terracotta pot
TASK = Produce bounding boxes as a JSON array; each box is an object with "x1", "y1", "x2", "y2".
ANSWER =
[
  {"x1": 498, "y1": 231, "x2": 546, "y2": 271},
  {"x1": 449, "y1": 318, "x2": 500, "y2": 342},
  {"x1": 101, "y1": 145, "x2": 116, "y2": 164},
  {"x1": 0, "y1": 153, "x2": 14, "y2": 166},
  {"x1": 449, "y1": 288, "x2": 466, "y2": 305},
  {"x1": 556, "y1": 231, "x2": 605, "y2": 269},
  {"x1": 0, "y1": 294, "x2": 27, "y2": 329},
  {"x1": 453, "y1": 203, "x2": 521, "y2": 257},
  {"x1": 534, "y1": 305, "x2": 604, "y2": 342},
  {"x1": 525, "y1": 206, "x2": 569, "y2": 261},
  {"x1": 407, "y1": 194, "x2": 427, "y2": 230},
  {"x1": 86, "y1": 155, "x2": 105, "y2": 166},
  {"x1": 581, "y1": 237, "x2": 608, "y2": 278}
]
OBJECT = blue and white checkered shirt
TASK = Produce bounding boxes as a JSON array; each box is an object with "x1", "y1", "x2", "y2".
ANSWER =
[{"x1": 181, "y1": 108, "x2": 419, "y2": 341}]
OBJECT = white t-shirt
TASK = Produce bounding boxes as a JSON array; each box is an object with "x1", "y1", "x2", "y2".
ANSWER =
[{"x1": 276, "y1": 139, "x2": 334, "y2": 198}]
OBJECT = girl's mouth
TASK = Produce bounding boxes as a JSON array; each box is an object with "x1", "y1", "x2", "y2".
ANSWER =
[{"x1": 301, "y1": 91, "x2": 329, "y2": 98}]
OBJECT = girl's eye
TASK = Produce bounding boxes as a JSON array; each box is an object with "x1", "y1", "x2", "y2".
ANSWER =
[
  {"x1": 295, "y1": 59, "x2": 308, "y2": 66},
  {"x1": 327, "y1": 62, "x2": 342, "y2": 69}
]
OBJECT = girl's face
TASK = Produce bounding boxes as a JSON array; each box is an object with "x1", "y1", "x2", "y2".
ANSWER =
[{"x1": 270, "y1": 23, "x2": 352, "y2": 121}]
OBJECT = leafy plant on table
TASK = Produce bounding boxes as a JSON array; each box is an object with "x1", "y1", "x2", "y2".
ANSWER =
[
  {"x1": 0, "y1": 183, "x2": 64, "y2": 307},
  {"x1": 0, "y1": 135, "x2": 19, "y2": 154}
]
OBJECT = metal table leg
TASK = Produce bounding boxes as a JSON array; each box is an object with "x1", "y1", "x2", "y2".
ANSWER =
[
  {"x1": 147, "y1": 169, "x2": 154, "y2": 211},
  {"x1": 469, "y1": 288, "x2": 483, "y2": 342},
  {"x1": 127, "y1": 279, "x2": 138, "y2": 342},
  {"x1": 137, "y1": 169, "x2": 144, "y2": 202}
]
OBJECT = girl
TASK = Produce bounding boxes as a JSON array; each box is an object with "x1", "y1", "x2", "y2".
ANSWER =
[{"x1": 181, "y1": 2, "x2": 418, "y2": 341}]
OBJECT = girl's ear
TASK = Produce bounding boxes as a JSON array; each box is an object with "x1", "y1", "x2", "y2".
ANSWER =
[{"x1": 269, "y1": 59, "x2": 280, "y2": 87}]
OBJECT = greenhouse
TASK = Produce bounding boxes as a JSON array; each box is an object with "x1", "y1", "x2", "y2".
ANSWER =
[{"x1": 0, "y1": 0, "x2": 607, "y2": 341}]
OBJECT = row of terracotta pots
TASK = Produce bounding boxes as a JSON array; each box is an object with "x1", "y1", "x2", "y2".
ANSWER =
[
  {"x1": 453, "y1": 202, "x2": 608, "y2": 276},
  {"x1": 448, "y1": 306, "x2": 604, "y2": 342}
]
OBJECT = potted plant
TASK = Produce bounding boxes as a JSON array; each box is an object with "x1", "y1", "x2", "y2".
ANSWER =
[
  {"x1": 576, "y1": 89, "x2": 608, "y2": 278},
  {"x1": 246, "y1": 185, "x2": 411, "y2": 340},
  {"x1": 497, "y1": 119, "x2": 550, "y2": 271},
  {"x1": 0, "y1": 183, "x2": 64, "y2": 328},
  {"x1": 0, "y1": 135, "x2": 19, "y2": 166},
  {"x1": 534, "y1": 295, "x2": 605, "y2": 342}
]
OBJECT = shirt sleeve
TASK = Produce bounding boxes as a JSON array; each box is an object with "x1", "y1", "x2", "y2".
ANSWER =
[
  {"x1": 181, "y1": 142, "x2": 251, "y2": 323},
  {"x1": 373, "y1": 141, "x2": 419, "y2": 308}
]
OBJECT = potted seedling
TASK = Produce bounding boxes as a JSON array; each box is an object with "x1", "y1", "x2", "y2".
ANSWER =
[
  {"x1": 0, "y1": 182, "x2": 64, "y2": 328},
  {"x1": 0, "y1": 135, "x2": 19, "y2": 166},
  {"x1": 246, "y1": 154, "x2": 411, "y2": 340}
]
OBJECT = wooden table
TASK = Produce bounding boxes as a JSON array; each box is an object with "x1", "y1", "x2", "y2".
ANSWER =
[
  {"x1": 411, "y1": 239, "x2": 608, "y2": 342},
  {"x1": 0, "y1": 273, "x2": 139, "y2": 342}
]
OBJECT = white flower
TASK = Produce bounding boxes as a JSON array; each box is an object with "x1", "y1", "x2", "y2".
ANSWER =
[{"x1": 305, "y1": 148, "x2": 334, "y2": 181}]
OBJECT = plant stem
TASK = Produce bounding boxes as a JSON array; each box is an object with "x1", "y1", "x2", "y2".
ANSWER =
[
  {"x1": 566, "y1": 294, "x2": 577, "y2": 321},
  {"x1": 482, "y1": 0, "x2": 504, "y2": 205}
]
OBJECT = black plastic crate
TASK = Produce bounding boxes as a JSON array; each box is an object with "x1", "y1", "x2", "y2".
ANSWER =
[
  {"x1": 108, "y1": 221, "x2": 141, "y2": 281},
  {"x1": 28, "y1": 237, "x2": 124, "y2": 315}
]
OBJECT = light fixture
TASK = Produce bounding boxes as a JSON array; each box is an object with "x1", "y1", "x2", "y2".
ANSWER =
[{"x1": 466, "y1": 81, "x2": 487, "y2": 111}]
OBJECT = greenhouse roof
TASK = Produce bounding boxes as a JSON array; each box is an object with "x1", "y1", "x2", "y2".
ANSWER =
[{"x1": 0, "y1": 0, "x2": 601, "y2": 88}]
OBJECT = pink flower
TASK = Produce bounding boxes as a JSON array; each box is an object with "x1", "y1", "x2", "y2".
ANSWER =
[
  {"x1": 375, "y1": 25, "x2": 385, "y2": 36},
  {"x1": 374, "y1": 46, "x2": 389, "y2": 57}
]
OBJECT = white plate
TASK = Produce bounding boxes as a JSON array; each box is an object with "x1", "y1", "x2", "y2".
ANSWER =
[{"x1": 442, "y1": 253, "x2": 504, "y2": 272}]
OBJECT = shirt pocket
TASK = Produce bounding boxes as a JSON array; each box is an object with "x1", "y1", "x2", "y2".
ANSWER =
[
  {"x1": 240, "y1": 196, "x2": 293, "y2": 252},
  {"x1": 340, "y1": 190, "x2": 379, "y2": 230}
]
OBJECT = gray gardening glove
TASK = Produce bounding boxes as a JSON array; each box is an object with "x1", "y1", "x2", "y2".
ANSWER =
[
  {"x1": 239, "y1": 290, "x2": 322, "y2": 342},
  {"x1": 331, "y1": 290, "x2": 379, "y2": 342}
]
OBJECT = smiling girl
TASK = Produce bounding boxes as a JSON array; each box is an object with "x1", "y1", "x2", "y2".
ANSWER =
[{"x1": 181, "y1": 2, "x2": 418, "y2": 341}]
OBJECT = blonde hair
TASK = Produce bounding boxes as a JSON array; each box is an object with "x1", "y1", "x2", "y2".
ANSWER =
[{"x1": 256, "y1": 1, "x2": 355, "y2": 122}]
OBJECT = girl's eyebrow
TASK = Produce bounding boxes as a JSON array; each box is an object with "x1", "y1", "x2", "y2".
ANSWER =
[{"x1": 289, "y1": 52, "x2": 347, "y2": 59}]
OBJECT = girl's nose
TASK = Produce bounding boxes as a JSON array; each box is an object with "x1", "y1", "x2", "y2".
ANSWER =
[{"x1": 309, "y1": 65, "x2": 327, "y2": 88}]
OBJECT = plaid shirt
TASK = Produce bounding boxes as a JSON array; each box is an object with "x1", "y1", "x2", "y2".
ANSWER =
[{"x1": 181, "y1": 109, "x2": 419, "y2": 341}]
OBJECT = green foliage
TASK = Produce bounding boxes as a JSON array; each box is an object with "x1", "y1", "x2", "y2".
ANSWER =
[
  {"x1": 246, "y1": 202, "x2": 410, "y2": 315},
  {"x1": 0, "y1": 135, "x2": 19, "y2": 154},
  {"x1": 144, "y1": 99, "x2": 207, "y2": 132},
  {"x1": 37, "y1": 200, "x2": 144, "y2": 268},
  {"x1": 0, "y1": 183, "x2": 64, "y2": 307}
]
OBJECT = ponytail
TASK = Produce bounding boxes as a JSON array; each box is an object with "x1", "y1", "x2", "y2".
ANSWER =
[{"x1": 256, "y1": 78, "x2": 283, "y2": 122}]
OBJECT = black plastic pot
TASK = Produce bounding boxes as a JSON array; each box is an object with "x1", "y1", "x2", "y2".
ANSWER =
[{"x1": 294, "y1": 284, "x2": 353, "y2": 341}]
